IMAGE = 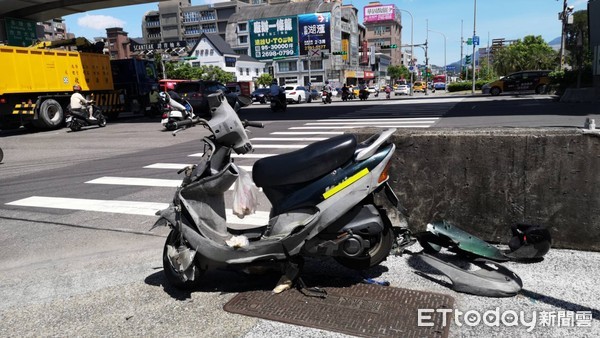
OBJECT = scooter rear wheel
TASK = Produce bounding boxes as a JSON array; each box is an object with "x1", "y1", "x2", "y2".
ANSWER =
[
  {"x1": 163, "y1": 228, "x2": 205, "y2": 290},
  {"x1": 334, "y1": 222, "x2": 394, "y2": 270},
  {"x1": 69, "y1": 121, "x2": 82, "y2": 132},
  {"x1": 98, "y1": 115, "x2": 107, "y2": 127}
]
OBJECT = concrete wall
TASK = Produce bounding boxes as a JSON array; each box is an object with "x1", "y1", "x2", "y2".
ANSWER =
[{"x1": 358, "y1": 128, "x2": 600, "y2": 251}]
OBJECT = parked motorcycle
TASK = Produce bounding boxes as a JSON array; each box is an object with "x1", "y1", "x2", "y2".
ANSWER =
[
  {"x1": 269, "y1": 93, "x2": 287, "y2": 112},
  {"x1": 152, "y1": 92, "x2": 407, "y2": 290},
  {"x1": 160, "y1": 91, "x2": 194, "y2": 131},
  {"x1": 322, "y1": 90, "x2": 332, "y2": 104},
  {"x1": 65, "y1": 103, "x2": 107, "y2": 132}
]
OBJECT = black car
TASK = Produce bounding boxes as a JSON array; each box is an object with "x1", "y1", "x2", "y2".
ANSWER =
[
  {"x1": 307, "y1": 89, "x2": 320, "y2": 103},
  {"x1": 174, "y1": 80, "x2": 241, "y2": 117},
  {"x1": 251, "y1": 88, "x2": 271, "y2": 104}
]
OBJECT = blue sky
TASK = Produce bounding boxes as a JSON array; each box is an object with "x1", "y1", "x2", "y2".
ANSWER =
[{"x1": 63, "y1": 0, "x2": 588, "y2": 66}]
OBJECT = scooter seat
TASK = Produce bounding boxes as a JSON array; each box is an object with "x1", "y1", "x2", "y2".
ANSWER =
[{"x1": 253, "y1": 134, "x2": 357, "y2": 187}]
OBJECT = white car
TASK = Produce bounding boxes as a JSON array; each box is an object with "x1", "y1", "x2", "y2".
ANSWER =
[
  {"x1": 367, "y1": 87, "x2": 377, "y2": 93},
  {"x1": 284, "y1": 85, "x2": 308, "y2": 103},
  {"x1": 394, "y1": 84, "x2": 409, "y2": 95}
]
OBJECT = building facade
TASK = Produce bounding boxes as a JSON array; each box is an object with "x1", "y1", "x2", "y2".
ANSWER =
[
  {"x1": 106, "y1": 27, "x2": 131, "y2": 60},
  {"x1": 38, "y1": 18, "x2": 68, "y2": 41},
  {"x1": 225, "y1": 0, "x2": 376, "y2": 89},
  {"x1": 363, "y1": 2, "x2": 402, "y2": 66},
  {"x1": 141, "y1": 0, "x2": 250, "y2": 48},
  {"x1": 187, "y1": 33, "x2": 265, "y2": 83}
]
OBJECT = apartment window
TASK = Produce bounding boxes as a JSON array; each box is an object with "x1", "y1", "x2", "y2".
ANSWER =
[
  {"x1": 303, "y1": 59, "x2": 323, "y2": 71},
  {"x1": 237, "y1": 22, "x2": 248, "y2": 32},
  {"x1": 238, "y1": 35, "x2": 248, "y2": 44},
  {"x1": 246, "y1": 68, "x2": 250, "y2": 76},
  {"x1": 210, "y1": 49, "x2": 214, "y2": 56},
  {"x1": 223, "y1": 57, "x2": 235, "y2": 67},
  {"x1": 255, "y1": 68, "x2": 260, "y2": 76},
  {"x1": 278, "y1": 61, "x2": 297, "y2": 72}
]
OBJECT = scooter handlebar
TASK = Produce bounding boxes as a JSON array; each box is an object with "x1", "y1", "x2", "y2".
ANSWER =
[{"x1": 243, "y1": 120, "x2": 264, "y2": 128}]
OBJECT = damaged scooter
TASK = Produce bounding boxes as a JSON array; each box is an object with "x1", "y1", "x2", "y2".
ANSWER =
[{"x1": 152, "y1": 92, "x2": 409, "y2": 291}]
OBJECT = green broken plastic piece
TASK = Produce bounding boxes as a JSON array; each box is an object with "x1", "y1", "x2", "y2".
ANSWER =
[{"x1": 417, "y1": 220, "x2": 509, "y2": 262}]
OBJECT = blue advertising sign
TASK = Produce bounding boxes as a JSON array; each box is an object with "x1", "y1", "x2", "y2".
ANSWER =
[
  {"x1": 250, "y1": 16, "x2": 298, "y2": 60},
  {"x1": 298, "y1": 13, "x2": 331, "y2": 55},
  {"x1": 473, "y1": 35, "x2": 480, "y2": 46}
]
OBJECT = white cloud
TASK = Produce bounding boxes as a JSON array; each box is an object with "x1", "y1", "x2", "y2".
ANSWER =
[{"x1": 77, "y1": 14, "x2": 125, "y2": 31}]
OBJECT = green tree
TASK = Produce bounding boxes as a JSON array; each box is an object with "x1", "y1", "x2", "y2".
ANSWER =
[
  {"x1": 387, "y1": 65, "x2": 410, "y2": 83},
  {"x1": 256, "y1": 73, "x2": 273, "y2": 87},
  {"x1": 165, "y1": 63, "x2": 235, "y2": 83},
  {"x1": 493, "y1": 35, "x2": 557, "y2": 76}
]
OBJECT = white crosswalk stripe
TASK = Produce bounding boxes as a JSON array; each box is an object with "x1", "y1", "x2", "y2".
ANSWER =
[
  {"x1": 6, "y1": 196, "x2": 270, "y2": 225},
  {"x1": 5, "y1": 112, "x2": 441, "y2": 226}
]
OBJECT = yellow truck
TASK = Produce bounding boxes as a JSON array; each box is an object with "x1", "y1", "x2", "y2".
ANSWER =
[{"x1": 0, "y1": 44, "x2": 123, "y2": 130}]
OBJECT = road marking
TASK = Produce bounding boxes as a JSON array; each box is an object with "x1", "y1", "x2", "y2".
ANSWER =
[
  {"x1": 144, "y1": 163, "x2": 252, "y2": 172},
  {"x1": 305, "y1": 121, "x2": 437, "y2": 125},
  {"x1": 86, "y1": 176, "x2": 181, "y2": 187},
  {"x1": 252, "y1": 144, "x2": 307, "y2": 149},
  {"x1": 272, "y1": 131, "x2": 344, "y2": 135},
  {"x1": 188, "y1": 153, "x2": 275, "y2": 159},
  {"x1": 318, "y1": 118, "x2": 439, "y2": 122},
  {"x1": 144, "y1": 163, "x2": 192, "y2": 170},
  {"x1": 6, "y1": 196, "x2": 269, "y2": 225},
  {"x1": 383, "y1": 97, "x2": 465, "y2": 104},
  {"x1": 251, "y1": 137, "x2": 327, "y2": 141},
  {"x1": 289, "y1": 125, "x2": 432, "y2": 129}
]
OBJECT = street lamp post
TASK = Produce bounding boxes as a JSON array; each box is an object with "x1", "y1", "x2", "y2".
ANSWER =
[
  {"x1": 399, "y1": 9, "x2": 414, "y2": 95},
  {"x1": 428, "y1": 28, "x2": 447, "y2": 91}
]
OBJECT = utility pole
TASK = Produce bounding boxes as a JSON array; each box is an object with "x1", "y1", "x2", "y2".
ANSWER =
[
  {"x1": 559, "y1": 0, "x2": 574, "y2": 70},
  {"x1": 471, "y1": 0, "x2": 477, "y2": 94},
  {"x1": 425, "y1": 19, "x2": 429, "y2": 96},
  {"x1": 461, "y1": 20, "x2": 464, "y2": 81}
]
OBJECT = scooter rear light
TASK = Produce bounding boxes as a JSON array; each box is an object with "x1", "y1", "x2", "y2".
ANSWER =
[
  {"x1": 0, "y1": 96, "x2": 5, "y2": 104},
  {"x1": 162, "y1": 113, "x2": 168, "y2": 119},
  {"x1": 378, "y1": 161, "x2": 391, "y2": 183}
]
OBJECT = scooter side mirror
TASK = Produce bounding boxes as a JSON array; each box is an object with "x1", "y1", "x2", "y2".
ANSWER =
[{"x1": 237, "y1": 95, "x2": 252, "y2": 108}]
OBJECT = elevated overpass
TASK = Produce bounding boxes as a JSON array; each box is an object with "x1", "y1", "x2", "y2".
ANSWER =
[{"x1": 0, "y1": 0, "x2": 161, "y2": 22}]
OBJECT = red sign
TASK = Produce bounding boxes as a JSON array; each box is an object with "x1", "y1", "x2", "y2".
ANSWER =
[
  {"x1": 361, "y1": 41, "x2": 369, "y2": 65},
  {"x1": 364, "y1": 71, "x2": 375, "y2": 79}
]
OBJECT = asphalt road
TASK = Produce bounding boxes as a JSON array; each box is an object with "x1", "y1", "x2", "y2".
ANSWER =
[{"x1": 0, "y1": 94, "x2": 598, "y2": 337}]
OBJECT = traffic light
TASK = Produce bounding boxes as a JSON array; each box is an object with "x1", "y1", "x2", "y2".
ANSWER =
[
  {"x1": 332, "y1": 51, "x2": 347, "y2": 55},
  {"x1": 465, "y1": 54, "x2": 472, "y2": 64},
  {"x1": 380, "y1": 44, "x2": 398, "y2": 49}
]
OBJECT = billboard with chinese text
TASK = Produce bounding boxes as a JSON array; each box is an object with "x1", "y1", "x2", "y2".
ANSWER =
[
  {"x1": 364, "y1": 5, "x2": 397, "y2": 23},
  {"x1": 250, "y1": 16, "x2": 298, "y2": 60},
  {"x1": 298, "y1": 13, "x2": 331, "y2": 55}
]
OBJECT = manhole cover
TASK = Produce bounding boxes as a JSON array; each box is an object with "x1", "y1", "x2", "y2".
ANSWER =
[{"x1": 224, "y1": 283, "x2": 454, "y2": 338}]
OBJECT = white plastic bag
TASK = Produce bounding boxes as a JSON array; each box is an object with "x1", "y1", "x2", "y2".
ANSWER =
[{"x1": 232, "y1": 166, "x2": 259, "y2": 218}]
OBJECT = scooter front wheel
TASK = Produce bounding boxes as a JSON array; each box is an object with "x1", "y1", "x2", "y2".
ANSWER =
[
  {"x1": 334, "y1": 222, "x2": 394, "y2": 270},
  {"x1": 163, "y1": 228, "x2": 205, "y2": 290}
]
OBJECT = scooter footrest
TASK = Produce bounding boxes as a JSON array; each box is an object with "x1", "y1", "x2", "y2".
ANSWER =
[{"x1": 227, "y1": 225, "x2": 267, "y2": 240}]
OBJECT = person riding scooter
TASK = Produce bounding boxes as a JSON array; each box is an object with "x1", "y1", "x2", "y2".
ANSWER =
[
  {"x1": 322, "y1": 80, "x2": 333, "y2": 103},
  {"x1": 341, "y1": 84, "x2": 350, "y2": 101},
  {"x1": 269, "y1": 79, "x2": 287, "y2": 111},
  {"x1": 70, "y1": 84, "x2": 95, "y2": 120}
]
